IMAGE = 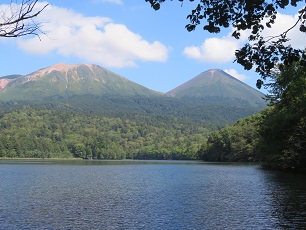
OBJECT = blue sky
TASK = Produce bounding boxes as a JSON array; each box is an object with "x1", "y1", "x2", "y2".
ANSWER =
[{"x1": 0, "y1": 0, "x2": 305, "y2": 93}]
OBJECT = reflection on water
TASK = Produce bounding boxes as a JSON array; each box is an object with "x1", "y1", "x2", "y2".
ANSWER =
[
  {"x1": 261, "y1": 169, "x2": 306, "y2": 229},
  {"x1": 0, "y1": 159, "x2": 205, "y2": 165},
  {"x1": 0, "y1": 160, "x2": 305, "y2": 229}
]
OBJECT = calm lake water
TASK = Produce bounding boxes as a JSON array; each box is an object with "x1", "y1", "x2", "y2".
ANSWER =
[{"x1": 0, "y1": 160, "x2": 305, "y2": 229}]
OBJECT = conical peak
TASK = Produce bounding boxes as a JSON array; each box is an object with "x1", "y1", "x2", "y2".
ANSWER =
[
  {"x1": 39, "y1": 63, "x2": 95, "y2": 74},
  {"x1": 47, "y1": 63, "x2": 79, "y2": 72},
  {"x1": 166, "y1": 68, "x2": 266, "y2": 108},
  {"x1": 25, "y1": 63, "x2": 98, "y2": 80},
  {"x1": 0, "y1": 63, "x2": 161, "y2": 100},
  {"x1": 209, "y1": 69, "x2": 216, "y2": 76},
  {"x1": 202, "y1": 69, "x2": 222, "y2": 76}
]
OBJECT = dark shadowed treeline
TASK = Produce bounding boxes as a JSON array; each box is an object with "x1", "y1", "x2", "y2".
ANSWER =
[
  {"x1": 198, "y1": 63, "x2": 306, "y2": 170},
  {"x1": 198, "y1": 112, "x2": 263, "y2": 162}
]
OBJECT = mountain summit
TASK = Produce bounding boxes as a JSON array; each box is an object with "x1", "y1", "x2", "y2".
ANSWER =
[
  {"x1": 0, "y1": 64, "x2": 158, "y2": 100},
  {"x1": 166, "y1": 69, "x2": 266, "y2": 107},
  {"x1": 0, "y1": 65, "x2": 266, "y2": 124}
]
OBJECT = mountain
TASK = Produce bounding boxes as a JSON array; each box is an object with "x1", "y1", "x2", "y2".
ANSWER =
[
  {"x1": 166, "y1": 69, "x2": 266, "y2": 108},
  {"x1": 0, "y1": 74, "x2": 22, "y2": 80},
  {"x1": 0, "y1": 63, "x2": 159, "y2": 101},
  {"x1": 0, "y1": 64, "x2": 267, "y2": 126},
  {"x1": 0, "y1": 65, "x2": 269, "y2": 160},
  {"x1": 0, "y1": 74, "x2": 22, "y2": 90}
]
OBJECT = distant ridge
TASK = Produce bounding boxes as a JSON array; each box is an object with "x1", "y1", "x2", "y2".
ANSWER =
[
  {"x1": 0, "y1": 64, "x2": 267, "y2": 125},
  {"x1": 0, "y1": 63, "x2": 160, "y2": 100},
  {"x1": 166, "y1": 69, "x2": 266, "y2": 108},
  {"x1": 0, "y1": 74, "x2": 22, "y2": 80},
  {"x1": 0, "y1": 74, "x2": 22, "y2": 90}
]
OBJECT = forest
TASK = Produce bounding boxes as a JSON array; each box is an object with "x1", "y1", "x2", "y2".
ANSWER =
[
  {"x1": 0, "y1": 63, "x2": 305, "y2": 171},
  {"x1": 1, "y1": 64, "x2": 305, "y2": 171},
  {"x1": 0, "y1": 1, "x2": 305, "y2": 171},
  {"x1": 199, "y1": 63, "x2": 306, "y2": 170},
  {"x1": 0, "y1": 108, "x2": 209, "y2": 160}
]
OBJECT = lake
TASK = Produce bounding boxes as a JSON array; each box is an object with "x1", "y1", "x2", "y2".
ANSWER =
[{"x1": 0, "y1": 160, "x2": 305, "y2": 229}]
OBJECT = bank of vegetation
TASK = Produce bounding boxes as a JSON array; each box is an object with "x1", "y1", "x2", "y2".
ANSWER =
[
  {"x1": 198, "y1": 63, "x2": 306, "y2": 170},
  {"x1": 0, "y1": 64, "x2": 304, "y2": 171}
]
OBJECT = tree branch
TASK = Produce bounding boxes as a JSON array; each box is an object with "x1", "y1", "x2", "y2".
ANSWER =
[
  {"x1": 265, "y1": 7, "x2": 306, "y2": 44},
  {"x1": 0, "y1": 0, "x2": 48, "y2": 38}
]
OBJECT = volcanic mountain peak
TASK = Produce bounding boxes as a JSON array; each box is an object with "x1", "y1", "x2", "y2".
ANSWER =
[
  {"x1": 26, "y1": 63, "x2": 94, "y2": 80},
  {"x1": 41, "y1": 63, "x2": 81, "y2": 73},
  {"x1": 166, "y1": 68, "x2": 266, "y2": 108},
  {"x1": 208, "y1": 69, "x2": 217, "y2": 75},
  {"x1": 0, "y1": 63, "x2": 160, "y2": 100}
]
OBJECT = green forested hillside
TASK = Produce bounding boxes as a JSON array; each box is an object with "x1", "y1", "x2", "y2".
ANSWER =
[
  {"x1": 258, "y1": 63, "x2": 306, "y2": 170},
  {"x1": 198, "y1": 112, "x2": 263, "y2": 162},
  {"x1": 0, "y1": 64, "x2": 268, "y2": 161},
  {"x1": 0, "y1": 64, "x2": 159, "y2": 101},
  {"x1": 58, "y1": 95, "x2": 264, "y2": 124},
  {"x1": 0, "y1": 64, "x2": 266, "y2": 126},
  {"x1": 0, "y1": 108, "x2": 209, "y2": 160},
  {"x1": 198, "y1": 63, "x2": 306, "y2": 170},
  {"x1": 0, "y1": 94, "x2": 264, "y2": 161},
  {"x1": 167, "y1": 69, "x2": 266, "y2": 108},
  {"x1": 0, "y1": 94, "x2": 263, "y2": 126}
]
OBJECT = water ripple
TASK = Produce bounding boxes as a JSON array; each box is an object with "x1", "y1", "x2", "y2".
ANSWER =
[{"x1": 0, "y1": 162, "x2": 305, "y2": 229}]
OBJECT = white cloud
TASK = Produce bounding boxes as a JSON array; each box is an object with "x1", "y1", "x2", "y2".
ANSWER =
[
  {"x1": 238, "y1": 12, "x2": 306, "y2": 48},
  {"x1": 224, "y1": 69, "x2": 247, "y2": 81},
  {"x1": 16, "y1": 2, "x2": 169, "y2": 68},
  {"x1": 261, "y1": 12, "x2": 306, "y2": 49},
  {"x1": 183, "y1": 11, "x2": 305, "y2": 64},
  {"x1": 183, "y1": 37, "x2": 239, "y2": 63}
]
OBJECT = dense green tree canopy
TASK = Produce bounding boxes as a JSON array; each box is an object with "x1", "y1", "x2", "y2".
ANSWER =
[
  {"x1": 259, "y1": 63, "x2": 306, "y2": 169},
  {"x1": 0, "y1": 107, "x2": 210, "y2": 160},
  {"x1": 198, "y1": 112, "x2": 263, "y2": 162},
  {"x1": 146, "y1": 0, "x2": 306, "y2": 88},
  {"x1": 198, "y1": 63, "x2": 306, "y2": 170}
]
